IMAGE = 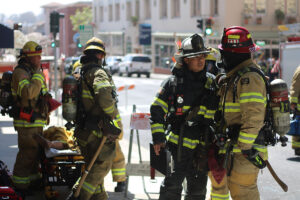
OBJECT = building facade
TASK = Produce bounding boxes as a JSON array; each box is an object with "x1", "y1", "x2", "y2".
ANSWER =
[{"x1": 92, "y1": 0, "x2": 300, "y2": 71}]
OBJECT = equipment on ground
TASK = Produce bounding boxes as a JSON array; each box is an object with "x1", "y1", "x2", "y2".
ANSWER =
[
  {"x1": 62, "y1": 76, "x2": 78, "y2": 130},
  {"x1": 149, "y1": 143, "x2": 172, "y2": 176},
  {"x1": 0, "y1": 71, "x2": 13, "y2": 116},
  {"x1": 0, "y1": 186, "x2": 22, "y2": 200}
]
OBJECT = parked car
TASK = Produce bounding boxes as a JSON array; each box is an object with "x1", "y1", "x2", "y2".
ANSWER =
[
  {"x1": 118, "y1": 54, "x2": 151, "y2": 78},
  {"x1": 106, "y1": 56, "x2": 123, "y2": 74}
]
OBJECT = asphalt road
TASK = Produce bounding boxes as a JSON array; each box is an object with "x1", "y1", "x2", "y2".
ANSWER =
[{"x1": 1, "y1": 73, "x2": 300, "y2": 200}]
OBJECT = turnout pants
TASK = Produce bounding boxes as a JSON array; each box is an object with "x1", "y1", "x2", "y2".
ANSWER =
[
  {"x1": 76, "y1": 129, "x2": 115, "y2": 200},
  {"x1": 111, "y1": 140, "x2": 126, "y2": 182},
  {"x1": 12, "y1": 127, "x2": 43, "y2": 190},
  {"x1": 159, "y1": 146, "x2": 208, "y2": 200},
  {"x1": 209, "y1": 153, "x2": 260, "y2": 200},
  {"x1": 292, "y1": 136, "x2": 300, "y2": 149}
]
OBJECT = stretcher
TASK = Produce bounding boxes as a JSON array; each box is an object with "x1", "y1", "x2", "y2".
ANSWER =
[{"x1": 40, "y1": 148, "x2": 85, "y2": 200}]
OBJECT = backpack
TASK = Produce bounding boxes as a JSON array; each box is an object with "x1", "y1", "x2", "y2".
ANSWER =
[{"x1": 230, "y1": 66, "x2": 289, "y2": 146}]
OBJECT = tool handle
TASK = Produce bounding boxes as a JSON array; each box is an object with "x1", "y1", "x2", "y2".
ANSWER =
[
  {"x1": 265, "y1": 160, "x2": 288, "y2": 192},
  {"x1": 74, "y1": 136, "x2": 107, "y2": 197}
]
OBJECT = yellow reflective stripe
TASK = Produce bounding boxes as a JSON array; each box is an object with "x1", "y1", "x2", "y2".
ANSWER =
[
  {"x1": 13, "y1": 119, "x2": 47, "y2": 127},
  {"x1": 91, "y1": 130, "x2": 103, "y2": 138},
  {"x1": 41, "y1": 84, "x2": 48, "y2": 94},
  {"x1": 183, "y1": 106, "x2": 190, "y2": 112},
  {"x1": 204, "y1": 109, "x2": 216, "y2": 119},
  {"x1": 82, "y1": 181, "x2": 96, "y2": 194},
  {"x1": 17, "y1": 79, "x2": 29, "y2": 96},
  {"x1": 151, "y1": 123, "x2": 164, "y2": 134},
  {"x1": 291, "y1": 96, "x2": 298, "y2": 104},
  {"x1": 211, "y1": 192, "x2": 230, "y2": 200},
  {"x1": 12, "y1": 175, "x2": 30, "y2": 184},
  {"x1": 166, "y1": 132, "x2": 200, "y2": 149},
  {"x1": 224, "y1": 102, "x2": 240, "y2": 112},
  {"x1": 197, "y1": 105, "x2": 207, "y2": 115},
  {"x1": 114, "y1": 114, "x2": 121, "y2": 122},
  {"x1": 113, "y1": 119, "x2": 120, "y2": 128},
  {"x1": 94, "y1": 80, "x2": 111, "y2": 90},
  {"x1": 82, "y1": 89, "x2": 93, "y2": 99},
  {"x1": 152, "y1": 97, "x2": 168, "y2": 113},
  {"x1": 253, "y1": 144, "x2": 267, "y2": 153},
  {"x1": 297, "y1": 104, "x2": 300, "y2": 111},
  {"x1": 238, "y1": 131, "x2": 257, "y2": 144},
  {"x1": 95, "y1": 185, "x2": 104, "y2": 194},
  {"x1": 292, "y1": 141, "x2": 300, "y2": 148},
  {"x1": 183, "y1": 137, "x2": 199, "y2": 149},
  {"x1": 103, "y1": 104, "x2": 115, "y2": 115},
  {"x1": 32, "y1": 74, "x2": 44, "y2": 84},
  {"x1": 240, "y1": 92, "x2": 266, "y2": 104},
  {"x1": 29, "y1": 173, "x2": 41, "y2": 181},
  {"x1": 233, "y1": 145, "x2": 241, "y2": 153},
  {"x1": 12, "y1": 88, "x2": 17, "y2": 96},
  {"x1": 112, "y1": 168, "x2": 126, "y2": 175}
]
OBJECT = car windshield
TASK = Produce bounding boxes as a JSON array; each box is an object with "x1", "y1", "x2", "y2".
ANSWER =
[{"x1": 132, "y1": 56, "x2": 151, "y2": 62}]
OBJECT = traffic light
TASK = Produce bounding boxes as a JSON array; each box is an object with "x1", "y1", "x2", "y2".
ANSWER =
[
  {"x1": 76, "y1": 38, "x2": 82, "y2": 48},
  {"x1": 13, "y1": 23, "x2": 22, "y2": 30},
  {"x1": 51, "y1": 41, "x2": 56, "y2": 48},
  {"x1": 205, "y1": 18, "x2": 213, "y2": 36},
  {"x1": 50, "y1": 11, "x2": 65, "y2": 34},
  {"x1": 197, "y1": 19, "x2": 203, "y2": 31}
]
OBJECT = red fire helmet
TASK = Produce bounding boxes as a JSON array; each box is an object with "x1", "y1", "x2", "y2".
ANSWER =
[{"x1": 218, "y1": 26, "x2": 260, "y2": 53}]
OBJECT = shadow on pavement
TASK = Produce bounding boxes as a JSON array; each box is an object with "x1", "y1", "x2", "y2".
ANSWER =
[{"x1": 287, "y1": 157, "x2": 300, "y2": 162}]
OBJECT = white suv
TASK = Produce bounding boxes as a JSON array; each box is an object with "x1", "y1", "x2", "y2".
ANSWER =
[{"x1": 118, "y1": 54, "x2": 151, "y2": 78}]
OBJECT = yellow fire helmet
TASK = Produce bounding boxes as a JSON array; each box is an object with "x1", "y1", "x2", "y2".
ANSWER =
[
  {"x1": 83, "y1": 37, "x2": 106, "y2": 55},
  {"x1": 72, "y1": 60, "x2": 82, "y2": 74},
  {"x1": 21, "y1": 41, "x2": 42, "y2": 57},
  {"x1": 206, "y1": 47, "x2": 221, "y2": 62}
]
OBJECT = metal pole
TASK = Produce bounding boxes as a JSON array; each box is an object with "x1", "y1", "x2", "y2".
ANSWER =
[
  {"x1": 125, "y1": 85, "x2": 128, "y2": 111},
  {"x1": 54, "y1": 36, "x2": 58, "y2": 116}
]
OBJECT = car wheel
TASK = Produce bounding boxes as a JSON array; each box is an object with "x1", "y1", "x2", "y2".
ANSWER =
[
  {"x1": 127, "y1": 73, "x2": 132, "y2": 77},
  {"x1": 119, "y1": 72, "x2": 123, "y2": 76},
  {"x1": 137, "y1": 73, "x2": 141, "y2": 77},
  {"x1": 146, "y1": 73, "x2": 150, "y2": 78}
]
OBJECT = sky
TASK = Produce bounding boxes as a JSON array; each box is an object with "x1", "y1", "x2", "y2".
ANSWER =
[{"x1": 0, "y1": 0, "x2": 90, "y2": 17}]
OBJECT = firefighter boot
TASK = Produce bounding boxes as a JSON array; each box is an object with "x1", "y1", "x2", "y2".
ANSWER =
[
  {"x1": 114, "y1": 181, "x2": 126, "y2": 192},
  {"x1": 295, "y1": 148, "x2": 300, "y2": 156}
]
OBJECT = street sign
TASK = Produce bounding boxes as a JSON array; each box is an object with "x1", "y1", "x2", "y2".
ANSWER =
[
  {"x1": 78, "y1": 25, "x2": 94, "y2": 46},
  {"x1": 139, "y1": 24, "x2": 151, "y2": 45}
]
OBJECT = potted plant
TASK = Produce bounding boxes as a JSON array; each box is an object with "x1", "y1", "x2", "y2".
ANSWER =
[
  {"x1": 287, "y1": 16, "x2": 297, "y2": 24},
  {"x1": 130, "y1": 16, "x2": 139, "y2": 26},
  {"x1": 275, "y1": 9, "x2": 285, "y2": 24},
  {"x1": 256, "y1": 16, "x2": 262, "y2": 24},
  {"x1": 243, "y1": 14, "x2": 251, "y2": 25}
]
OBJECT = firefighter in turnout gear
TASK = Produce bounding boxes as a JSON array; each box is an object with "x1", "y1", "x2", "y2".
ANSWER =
[
  {"x1": 11, "y1": 41, "x2": 49, "y2": 197},
  {"x1": 150, "y1": 34, "x2": 219, "y2": 200},
  {"x1": 290, "y1": 66, "x2": 300, "y2": 156},
  {"x1": 71, "y1": 58, "x2": 127, "y2": 193},
  {"x1": 205, "y1": 47, "x2": 221, "y2": 75},
  {"x1": 73, "y1": 37, "x2": 122, "y2": 200},
  {"x1": 209, "y1": 26, "x2": 267, "y2": 200}
]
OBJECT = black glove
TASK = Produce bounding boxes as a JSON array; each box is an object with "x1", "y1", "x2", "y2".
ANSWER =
[
  {"x1": 242, "y1": 149, "x2": 266, "y2": 169},
  {"x1": 101, "y1": 118, "x2": 121, "y2": 142}
]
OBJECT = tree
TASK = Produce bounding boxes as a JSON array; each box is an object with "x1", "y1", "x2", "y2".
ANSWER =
[{"x1": 70, "y1": 7, "x2": 92, "y2": 32}]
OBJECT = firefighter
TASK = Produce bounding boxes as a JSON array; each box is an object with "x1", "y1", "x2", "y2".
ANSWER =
[
  {"x1": 209, "y1": 26, "x2": 267, "y2": 200},
  {"x1": 73, "y1": 37, "x2": 122, "y2": 200},
  {"x1": 11, "y1": 41, "x2": 49, "y2": 196},
  {"x1": 70, "y1": 58, "x2": 127, "y2": 192},
  {"x1": 150, "y1": 33, "x2": 219, "y2": 200},
  {"x1": 290, "y1": 66, "x2": 300, "y2": 156},
  {"x1": 205, "y1": 47, "x2": 221, "y2": 75}
]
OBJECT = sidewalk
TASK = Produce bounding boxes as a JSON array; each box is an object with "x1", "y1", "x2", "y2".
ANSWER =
[{"x1": 0, "y1": 111, "x2": 212, "y2": 200}]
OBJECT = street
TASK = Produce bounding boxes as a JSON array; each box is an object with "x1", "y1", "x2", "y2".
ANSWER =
[{"x1": 1, "y1": 74, "x2": 300, "y2": 200}]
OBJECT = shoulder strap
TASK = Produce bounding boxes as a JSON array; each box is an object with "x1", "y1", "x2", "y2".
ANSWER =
[
  {"x1": 81, "y1": 63, "x2": 102, "y2": 98},
  {"x1": 15, "y1": 64, "x2": 33, "y2": 78},
  {"x1": 232, "y1": 66, "x2": 272, "y2": 123}
]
